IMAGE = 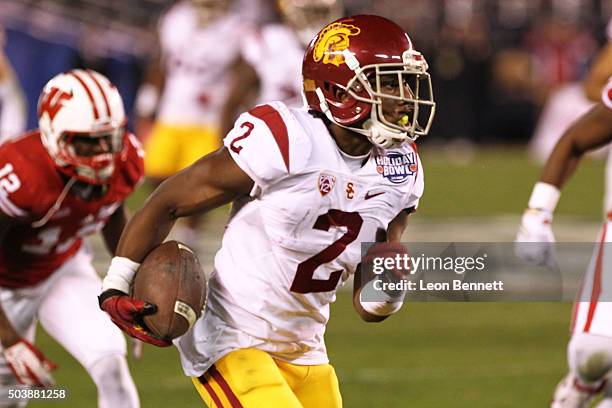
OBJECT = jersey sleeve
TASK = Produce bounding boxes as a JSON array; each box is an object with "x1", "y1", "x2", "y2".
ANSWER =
[
  {"x1": 118, "y1": 133, "x2": 145, "y2": 190},
  {"x1": 403, "y1": 153, "x2": 424, "y2": 212},
  {"x1": 0, "y1": 145, "x2": 37, "y2": 219},
  {"x1": 223, "y1": 102, "x2": 311, "y2": 190}
]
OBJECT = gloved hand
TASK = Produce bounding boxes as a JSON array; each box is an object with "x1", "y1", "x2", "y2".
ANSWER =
[
  {"x1": 4, "y1": 340, "x2": 57, "y2": 387},
  {"x1": 362, "y1": 242, "x2": 412, "y2": 300},
  {"x1": 514, "y1": 208, "x2": 556, "y2": 267},
  {"x1": 98, "y1": 289, "x2": 171, "y2": 348}
]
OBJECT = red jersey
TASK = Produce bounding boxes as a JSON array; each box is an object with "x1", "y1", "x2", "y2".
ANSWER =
[{"x1": 0, "y1": 131, "x2": 144, "y2": 288}]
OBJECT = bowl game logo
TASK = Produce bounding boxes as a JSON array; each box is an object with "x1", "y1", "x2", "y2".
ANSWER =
[
  {"x1": 375, "y1": 152, "x2": 418, "y2": 184},
  {"x1": 313, "y1": 22, "x2": 361, "y2": 67},
  {"x1": 318, "y1": 173, "x2": 336, "y2": 196}
]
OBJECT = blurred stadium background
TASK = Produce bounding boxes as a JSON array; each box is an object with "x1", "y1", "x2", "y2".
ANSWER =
[{"x1": 1, "y1": 0, "x2": 610, "y2": 406}]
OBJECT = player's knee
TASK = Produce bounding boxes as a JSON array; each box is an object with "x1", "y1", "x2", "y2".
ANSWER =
[
  {"x1": 89, "y1": 354, "x2": 139, "y2": 408},
  {"x1": 577, "y1": 351, "x2": 611, "y2": 383},
  {"x1": 569, "y1": 335, "x2": 612, "y2": 384}
]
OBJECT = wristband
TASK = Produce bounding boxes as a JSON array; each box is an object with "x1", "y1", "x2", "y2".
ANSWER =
[
  {"x1": 102, "y1": 256, "x2": 140, "y2": 294},
  {"x1": 528, "y1": 182, "x2": 560, "y2": 213}
]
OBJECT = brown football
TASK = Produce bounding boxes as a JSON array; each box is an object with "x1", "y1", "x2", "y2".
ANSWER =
[{"x1": 132, "y1": 241, "x2": 206, "y2": 341}]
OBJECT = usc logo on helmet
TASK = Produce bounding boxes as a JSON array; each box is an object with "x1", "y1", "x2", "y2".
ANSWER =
[{"x1": 313, "y1": 22, "x2": 361, "y2": 67}]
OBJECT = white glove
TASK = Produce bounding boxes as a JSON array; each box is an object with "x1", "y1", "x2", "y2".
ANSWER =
[
  {"x1": 4, "y1": 340, "x2": 57, "y2": 387},
  {"x1": 514, "y1": 208, "x2": 556, "y2": 266}
]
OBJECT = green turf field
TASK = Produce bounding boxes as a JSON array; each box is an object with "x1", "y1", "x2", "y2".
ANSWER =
[
  {"x1": 417, "y1": 147, "x2": 605, "y2": 219},
  {"x1": 30, "y1": 296, "x2": 572, "y2": 407},
  {"x1": 29, "y1": 149, "x2": 604, "y2": 407}
]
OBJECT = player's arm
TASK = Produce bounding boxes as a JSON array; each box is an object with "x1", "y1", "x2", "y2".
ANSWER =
[
  {"x1": 115, "y1": 147, "x2": 253, "y2": 262},
  {"x1": 99, "y1": 147, "x2": 253, "y2": 345},
  {"x1": 584, "y1": 43, "x2": 612, "y2": 101},
  {"x1": 101, "y1": 204, "x2": 128, "y2": 255},
  {"x1": 219, "y1": 57, "x2": 260, "y2": 138},
  {"x1": 353, "y1": 210, "x2": 410, "y2": 323},
  {"x1": 0, "y1": 210, "x2": 56, "y2": 386},
  {"x1": 516, "y1": 102, "x2": 612, "y2": 263},
  {"x1": 540, "y1": 103, "x2": 612, "y2": 187}
]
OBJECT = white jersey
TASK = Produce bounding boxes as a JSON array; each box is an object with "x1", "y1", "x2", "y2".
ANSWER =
[
  {"x1": 605, "y1": 75, "x2": 612, "y2": 213},
  {"x1": 572, "y1": 219, "x2": 612, "y2": 337},
  {"x1": 176, "y1": 102, "x2": 424, "y2": 375},
  {"x1": 572, "y1": 79, "x2": 612, "y2": 337},
  {"x1": 156, "y1": 2, "x2": 246, "y2": 126},
  {"x1": 241, "y1": 24, "x2": 304, "y2": 106},
  {"x1": 603, "y1": 20, "x2": 612, "y2": 214}
]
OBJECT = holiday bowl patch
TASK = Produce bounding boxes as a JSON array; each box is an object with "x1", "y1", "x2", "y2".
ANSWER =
[{"x1": 375, "y1": 152, "x2": 417, "y2": 184}]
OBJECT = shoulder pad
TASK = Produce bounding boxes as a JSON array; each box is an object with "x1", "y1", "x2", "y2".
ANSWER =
[
  {"x1": 117, "y1": 133, "x2": 145, "y2": 189},
  {"x1": 223, "y1": 102, "x2": 312, "y2": 189},
  {"x1": 0, "y1": 139, "x2": 46, "y2": 219}
]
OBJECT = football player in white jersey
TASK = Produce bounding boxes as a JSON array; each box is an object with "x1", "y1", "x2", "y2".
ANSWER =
[
  {"x1": 135, "y1": 0, "x2": 248, "y2": 246},
  {"x1": 220, "y1": 0, "x2": 343, "y2": 135},
  {"x1": 101, "y1": 15, "x2": 435, "y2": 407},
  {"x1": 516, "y1": 78, "x2": 612, "y2": 407},
  {"x1": 585, "y1": 18, "x2": 612, "y2": 214}
]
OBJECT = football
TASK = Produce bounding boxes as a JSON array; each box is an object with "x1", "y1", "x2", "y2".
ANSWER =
[{"x1": 132, "y1": 241, "x2": 206, "y2": 341}]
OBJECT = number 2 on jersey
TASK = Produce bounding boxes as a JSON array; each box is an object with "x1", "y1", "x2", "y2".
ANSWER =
[
  {"x1": 290, "y1": 209, "x2": 363, "y2": 294},
  {"x1": 229, "y1": 122, "x2": 254, "y2": 154}
]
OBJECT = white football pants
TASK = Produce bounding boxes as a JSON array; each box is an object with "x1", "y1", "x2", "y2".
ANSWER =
[{"x1": 0, "y1": 247, "x2": 139, "y2": 408}]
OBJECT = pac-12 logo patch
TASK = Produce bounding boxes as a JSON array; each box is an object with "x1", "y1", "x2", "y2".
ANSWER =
[
  {"x1": 318, "y1": 173, "x2": 336, "y2": 196},
  {"x1": 375, "y1": 152, "x2": 417, "y2": 184}
]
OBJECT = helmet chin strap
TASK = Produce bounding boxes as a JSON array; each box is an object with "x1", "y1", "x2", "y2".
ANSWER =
[{"x1": 314, "y1": 87, "x2": 407, "y2": 149}]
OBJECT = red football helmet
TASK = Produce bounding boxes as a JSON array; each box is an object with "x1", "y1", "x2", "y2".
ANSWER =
[
  {"x1": 38, "y1": 69, "x2": 126, "y2": 184},
  {"x1": 302, "y1": 15, "x2": 436, "y2": 148}
]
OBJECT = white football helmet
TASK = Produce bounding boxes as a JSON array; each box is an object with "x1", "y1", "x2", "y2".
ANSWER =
[{"x1": 38, "y1": 69, "x2": 126, "y2": 184}]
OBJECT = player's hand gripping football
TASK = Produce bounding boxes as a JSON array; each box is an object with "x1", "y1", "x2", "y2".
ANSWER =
[
  {"x1": 3, "y1": 339, "x2": 57, "y2": 387},
  {"x1": 99, "y1": 257, "x2": 171, "y2": 347},
  {"x1": 98, "y1": 289, "x2": 171, "y2": 348},
  {"x1": 362, "y1": 242, "x2": 412, "y2": 300},
  {"x1": 514, "y1": 208, "x2": 556, "y2": 267}
]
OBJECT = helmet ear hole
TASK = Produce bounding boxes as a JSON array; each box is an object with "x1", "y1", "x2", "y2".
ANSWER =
[
  {"x1": 332, "y1": 87, "x2": 348, "y2": 102},
  {"x1": 322, "y1": 82, "x2": 349, "y2": 103}
]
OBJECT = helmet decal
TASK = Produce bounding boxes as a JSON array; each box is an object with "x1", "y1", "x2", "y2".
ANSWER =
[
  {"x1": 303, "y1": 15, "x2": 436, "y2": 147},
  {"x1": 38, "y1": 69, "x2": 127, "y2": 185},
  {"x1": 312, "y1": 22, "x2": 360, "y2": 67},
  {"x1": 38, "y1": 87, "x2": 73, "y2": 122}
]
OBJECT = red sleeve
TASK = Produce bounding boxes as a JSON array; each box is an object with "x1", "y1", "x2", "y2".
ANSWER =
[
  {"x1": 117, "y1": 133, "x2": 145, "y2": 190},
  {"x1": 0, "y1": 143, "x2": 41, "y2": 219}
]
